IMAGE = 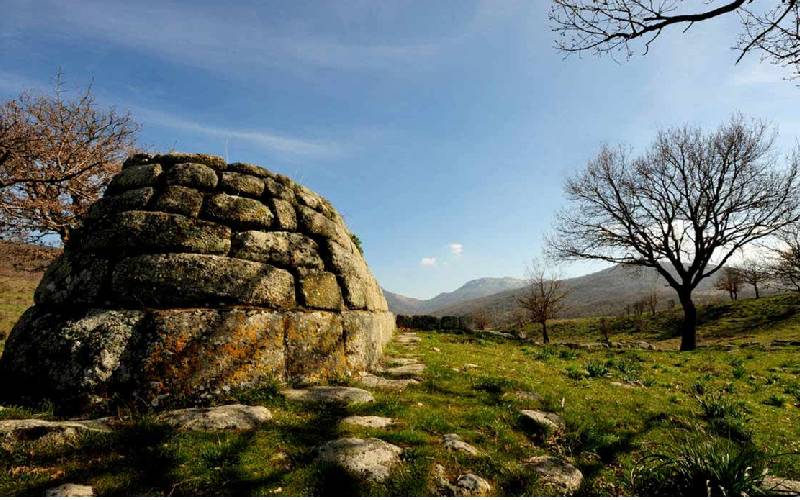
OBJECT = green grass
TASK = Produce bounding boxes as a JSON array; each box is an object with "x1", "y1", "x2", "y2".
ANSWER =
[{"x1": 2, "y1": 295, "x2": 800, "y2": 495}]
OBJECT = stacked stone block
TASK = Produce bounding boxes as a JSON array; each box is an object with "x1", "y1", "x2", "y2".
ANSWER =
[{"x1": 0, "y1": 153, "x2": 394, "y2": 413}]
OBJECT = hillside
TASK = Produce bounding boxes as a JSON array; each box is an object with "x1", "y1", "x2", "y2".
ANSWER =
[
  {"x1": 384, "y1": 277, "x2": 526, "y2": 315},
  {"x1": 424, "y1": 264, "x2": 772, "y2": 323},
  {"x1": 0, "y1": 241, "x2": 59, "y2": 337}
]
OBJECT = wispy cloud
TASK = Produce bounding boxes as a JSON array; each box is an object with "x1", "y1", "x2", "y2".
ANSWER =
[
  {"x1": 420, "y1": 257, "x2": 437, "y2": 267},
  {"x1": 134, "y1": 106, "x2": 343, "y2": 159},
  {"x1": 449, "y1": 242, "x2": 464, "y2": 256}
]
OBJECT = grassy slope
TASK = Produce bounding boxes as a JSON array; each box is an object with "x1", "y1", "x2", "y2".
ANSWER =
[{"x1": 2, "y1": 295, "x2": 800, "y2": 495}]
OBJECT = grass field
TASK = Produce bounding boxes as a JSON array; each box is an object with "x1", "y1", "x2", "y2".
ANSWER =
[{"x1": 2, "y1": 294, "x2": 799, "y2": 495}]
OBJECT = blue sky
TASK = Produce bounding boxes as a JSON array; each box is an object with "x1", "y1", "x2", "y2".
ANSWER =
[{"x1": 1, "y1": 0, "x2": 798, "y2": 298}]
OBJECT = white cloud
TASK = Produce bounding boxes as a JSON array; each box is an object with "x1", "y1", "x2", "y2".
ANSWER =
[
  {"x1": 133, "y1": 106, "x2": 343, "y2": 159},
  {"x1": 420, "y1": 257, "x2": 437, "y2": 267},
  {"x1": 449, "y1": 242, "x2": 464, "y2": 256}
]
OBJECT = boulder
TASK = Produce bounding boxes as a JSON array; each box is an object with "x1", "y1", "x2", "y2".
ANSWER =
[
  {"x1": 451, "y1": 474, "x2": 493, "y2": 496},
  {"x1": 526, "y1": 456, "x2": 583, "y2": 493},
  {"x1": 519, "y1": 410, "x2": 565, "y2": 434},
  {"x1": 158, "y1": 404, "x2": 272, "y2": 431},
  {"x1": 45, "y1": 484, "x2": 95, "y2": 497},
  {"x1": 443, "y1": 433, "x2": 479, "y2": 456},
  {"x1": 0, "y1": 418, "x2": 110, "y2": 440},
  {"x1": 341, "y1": 415, "x2": 395, "y2": 428},
  {"x1": 281, "y1": 386, "x2": 374, "y2": 405},
  {"x1": 316, "y1": 437, "x2": 402, "y2": 482}
]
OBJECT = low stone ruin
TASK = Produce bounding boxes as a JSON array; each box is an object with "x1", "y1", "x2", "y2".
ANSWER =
[{"x1": 0, "y1": 153, "x2": 394, "y2": 413}]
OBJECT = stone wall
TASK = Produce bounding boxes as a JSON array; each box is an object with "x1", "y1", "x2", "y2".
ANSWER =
[
  {"x1": 396, "y1": 315, "x2": 471, "y2": 332},
  {"x1": 0, "y1": 153, "x2": 394, "y2": 413}
]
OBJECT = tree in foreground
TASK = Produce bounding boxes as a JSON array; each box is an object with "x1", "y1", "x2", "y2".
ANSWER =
[
  {"x1": 736, "y1": 258, "x2": 770, "y2": 298},
  {"x1": 715, "y1": 267, "x2": 743, "y2": 300},
  {"x1": 550, "y1": 0, "x2": 800, "y2": 81},
  {"x1": 0, "y1": 75, "x2": 139, "y2": 244},
  {"x1": 517, "y1": 257, "x2": 569, "y2": 344},
  {"x1": 551, "y1": 116, "x2": 800, "y2": 350}
]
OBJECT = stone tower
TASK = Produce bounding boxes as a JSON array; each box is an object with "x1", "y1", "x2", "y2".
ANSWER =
[{"x1": 0, "y1": 153, "x2": 394, "y2": 412}]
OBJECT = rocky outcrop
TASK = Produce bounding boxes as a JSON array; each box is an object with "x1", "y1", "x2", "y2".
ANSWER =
[{"x1": 0, "y1": 153, "x2": 394, "y2": 413}]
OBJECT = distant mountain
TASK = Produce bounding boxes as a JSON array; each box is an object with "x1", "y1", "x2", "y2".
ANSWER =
[
  {"x1": 383, "y1": 277, "x2": 526, "y2": 316},
  {"x1": 386, "y1": 264, "x2": 774, "y2": 324}
]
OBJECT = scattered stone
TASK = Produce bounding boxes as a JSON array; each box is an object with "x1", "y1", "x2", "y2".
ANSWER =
[
  {"x1": 432, "y1": 347, "x2": 441, "y2": 353},
  {"x1": 282, "y1": 386, "x2": 374, "y2": 405},
  {"x1": 764, "y1": 475, "x2": 800, "y2": 496},
  {"x1": 342, "y1": 416, "x2": 395, "y2": 428},
  {"x1": 519, "y1": 410, "x2": 565, "y2": 434},
  {"x1": 525, "y1": 456, "x2": 583, "y2": 493},
  {"x1": 443, "y1": 433, "x2": 479, "y2": 456},
  {"x1": 0, "y1": 419, "x2": 110, "y2": 441},
  {"x1": 381, "y1": 363, "x2": 425, "y2": 377},
  {"x1": 316, "y1": 437, "x2": 402, "y2": 482},
  {"x1": 610, "y1": 381, "x2": 638, "y2": 389},
  {"x1": 512, "y1": 391, "x2": 542, "y2": 402},
  {"x1": 463, "y1": 363, "x2": 479, "y2": 370},
  {"x1": 452, "y1": 474, "x2": 493, "y2": 496},
  {"x1": 384, "y1": 357, "x2": 419, "y2": 366},
  {"x1": 359, "y1": 372, "x2": 419, "y2": 390},
  {"x1": 46, "y1": 484, "x2": 95, "y2": 497},
  {"x1": 158, "y1": 404, "x2": 272, "y2": 431}
]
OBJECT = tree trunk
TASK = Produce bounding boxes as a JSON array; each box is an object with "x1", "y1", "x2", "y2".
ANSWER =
[
  {"x1": 541, "y1": 321, "x2": 550, "y2": 344},
  {"x1": 678, "y1": 290, "x2": 697, "y2": 351},
  {"x1": 754, "y1": 283, "x2": 760, "y2": 299}
]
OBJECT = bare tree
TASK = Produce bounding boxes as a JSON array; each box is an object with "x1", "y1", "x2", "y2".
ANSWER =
[
  {"x1": 517, "y1": 257, "x2": 569, "y2": 344},
  {"x1": 770, "y1": 227, "x2": 800, "y2": 292},
  {"x1": 715, "y1": 267, "x2": 743, "y2": 300},
  {"x1": 645, "y1": 286, "x2": 659, "y2": 315},
  {"x1": 737, "y1": 257, "x2": 770, "y2": 298},
  {"x1": 550, "y1": 0, "x2": 800, "y2": 81},
  {"x1": 551, "y1": 116, "x2": 800, "y2": 350},
  {"x1": 0, "y1": 73, "x2": 139, "y2": 244}
]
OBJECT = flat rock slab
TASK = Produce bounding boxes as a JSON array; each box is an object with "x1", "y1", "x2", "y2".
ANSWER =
[
  {"x1": 452, "y1": 474, "x2": 493, "y2": 496},
  {"x1": 525, "y1": 456, "x2": 583, "y2": 493},
  {"x1": 359, "y1": 372, "x2": 419, "y2": 391},
  {"x1": 380, "y1": 363, "x2": 426, "y2": 377},
  {"x1": 282, "y1": 386, "x2": 374, "y2": 405},
  {"x1": 0, "y1": 419, "x2": 110, "y2": 440},
  {"x1": 317, "y1": 437, "x2": 402, "y2": 482},
  {"x1": 443, "y1": 433, "x2": 479, "y2": 456},
  {"x1": 396, "y1": 335, "x2": 421, "y2": 344},
  {"x1": 158, "y1": 404, "x2": 272, "y2": 431},
  {"x1": 46, "y1": 484, "x2": 95, "y2": 497},
  {"x1": 764, "y1": 476, "x2": 800, "y2": 496},
  {"x1": 384, "y1": 357, "x2": 419, "y2": 366},
  {"x1": 519, "y1": 410, "x2": 565, "y2": 433},
  {"x1": 342, "y1": 415, "x2": 395, "y2": 428}
]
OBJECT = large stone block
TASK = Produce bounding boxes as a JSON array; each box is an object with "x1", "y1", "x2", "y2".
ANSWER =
[
  {"x1": 299, "y1": 270, "x2": 343, "y2": 310},
  {"x1": 204, "y1": 193, "x2": 273, "y2": 228},
  {"x1": 327, "y1": 240, "x2": 387, "y2": 311},
  {"x1": 284, "y1": 311, "x2": 348, "y2": 384},
  {"x1": 111, "y1": 253, "x2": 295, "y2": 308},
  {"x1": 165, "y1": 162, "x2": 219, "y2": 190},
  {"x1": 264, "y1": 177, "x2": 296, "y2": 202},
  {"x1": 297, "y1": 205, "x2": 353, "y2": 248},
  {"x1": 231, "y1": 230, "x2": 324, "y2": 269},
  {"x1": 108, "y1": 164, "x2": 162, "y2": 191},
  {"x1": 81, "y1": 210, "x2": 231, "y2": 255},
  {"x1": 0, "y1": 307, "x2": 145, "y2": 411},
  {"x1": 152, "y1": 153, "x2": 226, "y2": 170},
  {"x1": 128, "y1": 308, "x2": 286, "y2": 405},
  {"x1": 152, "y1": 185, "x2": 204, "y2": 217},
  {"x1": 35, "y1": 253, "x2": 110, "y2": 306},
  {"x1": 270, "y1": 198, "x2": 297, "y2": 230},
  {"x1": 342, "y1": 311, "x2": 395, "y2": 370},
  {"x1": 220, "y1": 172, "x2": 265, "y2": 197},
  {"x1": 86, "y1": 187, "x2": 154, "y2": 220}
]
